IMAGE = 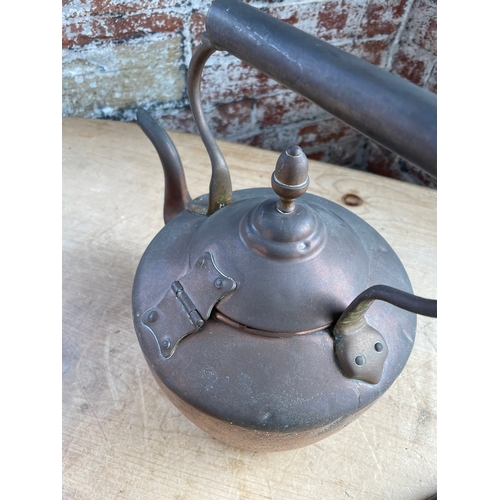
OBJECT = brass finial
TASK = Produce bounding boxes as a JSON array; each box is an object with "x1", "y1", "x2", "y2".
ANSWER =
[{"x1": 271, "y1": 145, "x2": 310, "y2": 213}]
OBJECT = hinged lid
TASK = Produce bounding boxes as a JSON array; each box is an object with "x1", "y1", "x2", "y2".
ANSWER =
[{"x1": 184, "y1": 146, "x2": 372, "y2": 334}]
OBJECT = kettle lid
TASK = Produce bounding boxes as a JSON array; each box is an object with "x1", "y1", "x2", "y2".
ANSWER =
[{"x1": 185, "y1": 146, "x2": 375, "y2": 334}]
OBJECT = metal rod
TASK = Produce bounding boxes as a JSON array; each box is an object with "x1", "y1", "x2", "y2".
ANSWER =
[
  {"x1": 206, "y1": 0, "x2": 437, "y2": 178},
  {"x1": 337, "y1": 285, "x2": 437, "y2": 327},
  {"x1": 187, "y1": 32, "x2": 232, "y2": 215}
]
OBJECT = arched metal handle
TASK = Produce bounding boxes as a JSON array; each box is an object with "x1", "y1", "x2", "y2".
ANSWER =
[
  {"x1": 205, "y1": 0, "x2": 436, "y2": 178},
  {"x1": 187, "y1": 32, "x2": 232, "y2": 216}
]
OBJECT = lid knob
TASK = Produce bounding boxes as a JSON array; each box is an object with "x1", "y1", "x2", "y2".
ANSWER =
[{"x1": 271, "y1": 145, "x2": 310, "y2": 213}]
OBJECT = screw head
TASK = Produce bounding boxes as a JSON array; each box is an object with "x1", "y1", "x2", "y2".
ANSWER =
[
  {"x1": 355, "y1": 354, "x2": 366, "y2": 366},
  {"x1": 147, "y1": 310, "x2": 158, "y2": 323},
  {"x1": 162, "y1": 338, "x2": 171, "y2": 349},
  {"x1": 374, "y1": 342, "x2": 384, "y2": 352},
  {"x1": 215, "y1": 278, "x2": 223, "y2": 288}
]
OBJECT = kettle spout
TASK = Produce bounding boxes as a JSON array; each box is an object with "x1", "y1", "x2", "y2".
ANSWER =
[{"x1": 136, "y1": 108, "x2": 192, "y2": 224}]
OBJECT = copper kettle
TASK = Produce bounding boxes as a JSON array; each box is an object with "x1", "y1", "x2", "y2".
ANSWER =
[{"x1": 132, "y1": 0, "x2": 437, "y2": 452}]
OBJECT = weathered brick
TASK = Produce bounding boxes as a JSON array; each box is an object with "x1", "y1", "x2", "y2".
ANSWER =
[
  {"x1": 329, "y1": 133, "x2": 366, "y2": 166},
  {"x1": 391, "y1": 40, "x2": 436, "y2": 86},
  {"x1": 298, "y1": 117, "x2": 357, "y2": 149},
  {"x1": 350, "y1": 38, "x2": 392, "y2": 66},
  {"x1": 255, "y1": 92, "x2": 327, "y2": 129},
  {"x1": 303, "y1": 148, "x2": 330, "y2": 162},
  {"x1": 267, "y1": 2, "x2": 321, "y2": 34},
  {"x1": 209, "y1": 99, "x2": 254, "y2": 137},
  {"x1": 362, "y1": 141, "x2": 400, "y2": 178},
  {"x1": 403, "y1": 0, "x2": 437, "y2": 55},
  {"x1": 200, "y1": 58, "x2": 283, "y2": 106},
  {"x1": 63, "y1": 1, "x2": 174, "y2": 16},
  {"x1": 159, "y1": 99, "x2": 255, "y2": 138},
  {"x1": 63, "y1": 12, "x2": 183, "y2": 48},
  {"x1": 62, "y1": 0, "x2": 437, "y2": 187},
  {"x1": 189, "y1": 11, "x2": 206, "y2": 49},
  {"x1": 360, "y1": 0, "x2": 408, "y2": 38},
  {"x1": 62, "y1": 35, "x2": 185, "y2": 116},
  {"x1": 362, "y1": 141, "x2": 436, "y2": 187},
  {"x1": 426, "y1": 63, "x2": 437, "y2": 94},
  {"x1": 240, "y1": 126, "x2": 300, "y2": 154},
  {"x1": 316, "y1": 1, "x2": 368, "y2": 41},
  {"x1": 89, "y1": 0, "x2": 151, "y2": 15},
  {"x1": 400, "y1": 159, "x2": 437, "y2": 188},
  {"x1": 159, "y1": 108, "x2": 197, "y2": 135}
]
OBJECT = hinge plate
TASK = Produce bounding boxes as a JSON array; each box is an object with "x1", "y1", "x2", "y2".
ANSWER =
[{"x1": 141, "y1": 252, "x2": 236, "y2": 358}]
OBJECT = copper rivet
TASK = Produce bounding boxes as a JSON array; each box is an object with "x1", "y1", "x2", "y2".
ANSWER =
[
  {"x1": 148, "y1": 310, "x2": 158, "y2": 323},
  {"x1": 355, "y1": 354, "x2": 365, "y2": 366},
  {"x1": 375, "y1": 342, "x2": 384, "y2": 352},
  {"x1": 342, "y1": 194, "x2": 362, "y2": 206}
]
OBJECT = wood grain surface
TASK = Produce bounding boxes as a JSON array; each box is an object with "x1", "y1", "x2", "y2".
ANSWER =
[{"x1": 62, "y1": 117, "x2": 436, "y2": 500}]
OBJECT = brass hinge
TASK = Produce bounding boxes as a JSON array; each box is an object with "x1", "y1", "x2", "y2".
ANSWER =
[{"x1": 141, "y1": 252, "x2": 236, "y2": 359}]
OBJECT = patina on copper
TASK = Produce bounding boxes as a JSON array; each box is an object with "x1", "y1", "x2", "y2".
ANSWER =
[{"x1": 132, "y1": 0, "x2": 437, "y2": 452}]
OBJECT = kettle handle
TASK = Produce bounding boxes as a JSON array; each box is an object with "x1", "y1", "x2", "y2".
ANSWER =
[
  {"x1": 205, "y1": 0, "x2": 436, "y2": 177},
  {"x1": 333, "y1": 285, "x2": 436, "y2": 384},
  {"x1": 187, "y1": 33, "x2": 233, "y2": 216},
  {"x1": 336, "y1": 285, "x2": 437, "y2": 326}
]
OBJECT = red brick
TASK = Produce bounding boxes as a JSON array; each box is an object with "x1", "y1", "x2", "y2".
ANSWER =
[
  {"x1": 190, "y1": 12, "x2": 206, "y2": 49},
  {"x1": 298, "y1": 117, "x2": 357, "y2": 149},
  {"x1": 401, "y1": 160, "x2": 437, "y2": 188},
  {"x1": 362, "y1": 141, "x2": 400, "y2": 178},
  {"x1": 63, "y1": 12, "x2": 183, "y2": 48},
  {"x1": 426, "y1": 64, "x2": 437, "y2": 94},
  {"x1": 255, "y1": 92, "x2": 325, "y2": 129},
  {"x1": 267, "y1": 2, "x2": 321, "y2": 34},
  {"x1": 329, "y1": 134, "x2": 366, "y2": 166},
  {"x1": 159, "y1": 109, "x2": 197, "y2": 135},
  {"x1": 361, "y1": 141, "x2": 435, "y2": 186},
  {"x1": 360, "y1": 139, "x2": 437, "y2": 188},
  {"x1": 200, "y1": 59, "x2": 283, "y2": 105},
  {"x1": 239, "y1": 126, "x2": 300, "y2": 154},
  {"x1": 317, "y1": 2, "x2": 348, "y2": 34},
  {"x1": 89, "y1": 1, "x2": 174, "y2": 16},
  {"x1": 360, "y1": 0, "x2": 408, "y2": 38},
  {"x1": 208, "y1": 100, "x2": 254, "y2": 137},
  {"x1": 404, "y1": 0, "x2": 437, "y2": 55},
  {"x1": 350, "y1": 38, "x2": 392, "y2": 66},
  {"x1": 89, "y1": 0, "x2": 144, "y2": 15},
  {"x1": 391, "y1": 41, "x2": 435, "y2": 86},
  {"x1": 267, "y1": 7, "x2": 298, "y2": 26},
  {"x1": 316, "y1": 1, "x2": 366, "y2": 41},
  {"x1": 303, "y1": 148, "x2": 330, "y2": 162},
  {"x1": 159, "y1": 100, "x2": 254, "y2": 139}
]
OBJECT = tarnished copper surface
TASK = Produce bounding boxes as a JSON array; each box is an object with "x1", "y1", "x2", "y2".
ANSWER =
[
  {"x1": 131, "y1": 0, "x2": 437, "y2": 452},
  {"x1": 132, "y1": 186, "x2": 416, "y2": 451}
]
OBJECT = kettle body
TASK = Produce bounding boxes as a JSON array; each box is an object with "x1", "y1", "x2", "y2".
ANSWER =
[
  {"x1": 132, "y1": 187, "x2": 416, "y2": 451},
  {"x1": 131, "y1": 0, "x2": 436, "y2": 452}
]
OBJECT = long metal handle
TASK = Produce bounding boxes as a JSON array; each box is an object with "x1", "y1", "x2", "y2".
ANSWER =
[{"x1": 206, "y1": 0, "x2": 437, "y2": 178}]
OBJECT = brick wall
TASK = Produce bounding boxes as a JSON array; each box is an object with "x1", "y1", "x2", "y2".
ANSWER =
[{"x1": 62, "y1": 0, "x2": 436, "y2": 187}]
